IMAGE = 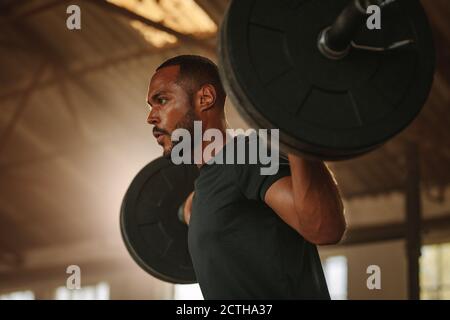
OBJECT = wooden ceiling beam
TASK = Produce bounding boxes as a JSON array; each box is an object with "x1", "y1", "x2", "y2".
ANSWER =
[{"x1": 89, "y1": 0, "x2": 216, "y2": 55}]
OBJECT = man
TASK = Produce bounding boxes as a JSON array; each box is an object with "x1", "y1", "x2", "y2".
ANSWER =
[{"x1": 147, "y1": 55, "x2": 346, "y2": 299}]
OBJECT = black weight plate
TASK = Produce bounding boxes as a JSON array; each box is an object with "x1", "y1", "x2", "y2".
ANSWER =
[
  {"x1": 219, "y1": 0, "x2": 435, "y2": 160},
  {"x1": 120, "y1": 157, "x2": 199, "y2": 284}
]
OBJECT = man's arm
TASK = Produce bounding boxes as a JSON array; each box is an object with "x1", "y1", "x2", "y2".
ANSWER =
[{"x1": 264, "y1": 154, "x2": 346, "y2": 245}]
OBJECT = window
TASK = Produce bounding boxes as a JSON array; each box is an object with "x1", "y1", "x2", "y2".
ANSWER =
[
  {"x1": 420, "y1": 242, "x2": 450, "y2": 299},
  {"x1": 323, "y1": 255, "x2": 348, "y2": 300},
  {"x1": 55, "y1": 282, "x2": 110, "y2": 300},
  {"x1": 0, "y1": 290, "x2": 35, "y2": 300},
  {"x1": 174, "y1": 284, "x2": 203, "y2": 300}
]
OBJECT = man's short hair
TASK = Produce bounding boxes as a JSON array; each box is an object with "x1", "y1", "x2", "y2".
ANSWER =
[{"x1": 156, "y1": 55, "x2": 226, "y2": 106}]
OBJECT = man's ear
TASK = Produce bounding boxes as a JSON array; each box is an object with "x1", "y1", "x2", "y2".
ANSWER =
[{"x1": 196, "y1": 84, "x2": 216, "y2": 112}]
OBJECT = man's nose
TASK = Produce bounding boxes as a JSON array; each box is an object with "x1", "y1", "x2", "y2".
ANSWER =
[{"x1": 147, "y1": 109, "x2": 159, "y2": 125}]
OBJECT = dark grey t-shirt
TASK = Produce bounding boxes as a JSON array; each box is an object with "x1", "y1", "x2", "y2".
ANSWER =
[{"x1": 188, "y1": 135, "x2": 330, "y2": 299}]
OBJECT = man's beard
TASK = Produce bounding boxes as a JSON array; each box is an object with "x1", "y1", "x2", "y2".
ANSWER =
[{"x1": 163, "y1": 108, "x2": 198, "y2": 159}]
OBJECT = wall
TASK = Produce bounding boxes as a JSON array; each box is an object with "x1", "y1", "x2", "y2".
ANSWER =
[{"x1": 320, "y1": 240, "x2": 408, "y2": 300}]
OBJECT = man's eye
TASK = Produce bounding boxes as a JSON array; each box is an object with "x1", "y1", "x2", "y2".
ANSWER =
[{"x1": 158, "y1": 97, "x2": 168, "y2": 105}]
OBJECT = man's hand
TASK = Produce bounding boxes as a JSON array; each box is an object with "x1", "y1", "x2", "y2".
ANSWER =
[{"x1": 183, "y1": 191, "x2": 195, "y2": 225}]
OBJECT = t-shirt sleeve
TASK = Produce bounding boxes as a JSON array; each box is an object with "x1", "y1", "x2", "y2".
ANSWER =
[{"x1": 234, "y1": 157, "x2": 291, "y2": 202}]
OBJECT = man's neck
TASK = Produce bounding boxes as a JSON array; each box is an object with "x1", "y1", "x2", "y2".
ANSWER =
[{"x1": 196, "y1": 126, "x2": 231, "y2": 168}]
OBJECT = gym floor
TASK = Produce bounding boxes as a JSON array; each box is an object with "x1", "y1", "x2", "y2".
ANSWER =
[{"x1": 0, "y1": 0, "x2": 449, "y2": 300}]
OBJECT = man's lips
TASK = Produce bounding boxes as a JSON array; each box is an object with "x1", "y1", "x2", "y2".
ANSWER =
[
  {"x1": 153, "y1": 130, "x2": 167, "y2": 144},
  {"x1": 156, "y1": 135, "x2": 165, "y2": 144}
]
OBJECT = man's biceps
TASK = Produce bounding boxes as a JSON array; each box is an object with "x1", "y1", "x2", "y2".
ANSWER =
[{"x1": 263, "y1": 176, "x2": 293, "y2": 205}]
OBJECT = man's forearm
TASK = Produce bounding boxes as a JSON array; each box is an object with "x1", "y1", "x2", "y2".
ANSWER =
[{"x1": 287, "y1": 154, "x2": 346, "y2": 245}]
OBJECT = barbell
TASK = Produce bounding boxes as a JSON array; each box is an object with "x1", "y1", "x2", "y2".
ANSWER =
[
  {"x1": 120, "y1": 157, "x2": 198, "y2": 283},
  {"x1": 219, "y1": 0, "x2": 434, "y2": 160},
  {"x1": 121, "y1": 0, "x2": 435, "y2": 283}
]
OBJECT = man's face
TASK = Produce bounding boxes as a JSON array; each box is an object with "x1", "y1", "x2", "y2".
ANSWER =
[{"x1": 147, "y1": 65, "x2": 197, "y2": 158}]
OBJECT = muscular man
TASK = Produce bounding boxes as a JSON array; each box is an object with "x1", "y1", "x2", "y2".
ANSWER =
[{"x1": 147, "y1": 55, "x2": 346, "y2": 299}]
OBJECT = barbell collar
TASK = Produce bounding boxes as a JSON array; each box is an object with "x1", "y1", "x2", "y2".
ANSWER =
[{"x1": 318, "y1": 0, "x2": 384, "y2": 59}]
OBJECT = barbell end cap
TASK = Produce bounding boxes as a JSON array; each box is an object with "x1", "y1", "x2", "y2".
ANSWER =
[{"x1": 317, "y1": 27, "x2": 351, "y2": 60}]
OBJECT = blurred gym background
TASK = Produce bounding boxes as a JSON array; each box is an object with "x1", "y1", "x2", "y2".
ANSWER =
[{"x1": 0, "y1": 0, "x2": 449, "y2": 300}]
